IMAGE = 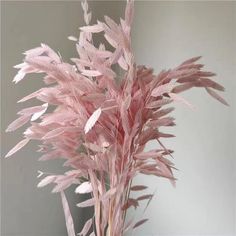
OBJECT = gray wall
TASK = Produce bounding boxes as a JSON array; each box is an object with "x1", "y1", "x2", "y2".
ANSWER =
[{"x1": 1, "y1": 1, "x2": 235, "y2": 236}]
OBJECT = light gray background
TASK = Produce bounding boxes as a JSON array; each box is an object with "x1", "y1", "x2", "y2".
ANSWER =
[{"x1": 1, "y1": 1, "x2": 235, "y2": 236}]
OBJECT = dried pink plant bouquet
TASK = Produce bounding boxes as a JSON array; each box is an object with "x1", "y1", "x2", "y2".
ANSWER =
[{"x1": 6, "y1": 1, "x2": 228, "y2": 236}]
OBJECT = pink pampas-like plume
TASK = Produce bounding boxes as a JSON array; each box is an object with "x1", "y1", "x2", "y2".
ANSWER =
[{"x1": 6, "y1": 0, "x2": 228, "y2": 235}]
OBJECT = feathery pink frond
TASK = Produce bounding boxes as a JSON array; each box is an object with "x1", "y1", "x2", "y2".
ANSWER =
[{"x1": 6, "y1": 0, "x2": 227, "y2": 235}]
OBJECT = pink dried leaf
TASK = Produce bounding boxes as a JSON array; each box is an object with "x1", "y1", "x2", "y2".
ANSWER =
[
  {"x1": 76, "y1": 43, "x2": 88, "y2": 60},
  {"x1": 180, "y1": 56, "x2": 202, "y2": 66},
  {"x1": 42, "y1": 127, "x2": 66, "y2": 140},
  {"x1": 79, "y1": 218, "x2": 93, "y2": 236},
  {"x1": 25, "y1": 55, "x2": 53, "y2": 67},
  {"x1": 125, "y1": 0, "x2": 134, "y2": 26},
  {"x1": 93, "y1": 62, "x2": 116, "y2": 78},
  {"x1": 80, "y1": 23, "x2": 103, "y2": 33},
  {"x1": 82, "y1": 40, "x2": 107, "y2": 57},
  {"x1": 94, "y1": 49, "x2": 112, "y2": 59},
  {"x1": 179, "y1": 63, "x2": 204, "y2": 70},
  {"x1": 143, "y1": 190, "x2": 156, "y2": 213},
  {"x1": 40, "y1": 43, "x2": 61, "y2": 62},
  {"x1": 13, "y1": 71, "x2": 26, "y2": 84},
  {"x1": 60, "y1": 191, "x2": 76, "y2": 236},
  {"x1": 23, "y1": 46, "x2": 46, "y2": 57},
  {"x1": 156, "y1": 159, "x2": 174, "y2": 179},
  {"x1": 77, "y1": 198, "x2": 95, "y2": 208},
  {"x1": 17, "y1": 89, "x2": 43, "y2": 103},
  {"x1": 124, "y1": 94, "x2": 132, "y2": 110},
  {"x1": 104, "y1": 15, "x2": 120, "y2": 32},
  {"x1": 205, "y1": 87, "x2": 229, "y2": 106},
  {"x1": 156, "y1": 141, "x2": 174, "y2": 162},
  {"x1": 109, "y1": 47, "x2": 123, "y2": 65},
  {"x1": 157, "y1": 132, "x2": 175, "y2": 138},
  {"x1": 52, "y1": 178, "x2": 75, "y2": 193},
  {"x1": 19, "y1": 65, "x2": 38, "y2": 74},
  {"x1": 134, "y1": 151, "x2": 161, "y2": 160},
  {"x1": 81, "y1": 0, "x2": 88, "y2": 12},
  {"x1": 68, "y1": 36, "x2": 78, "y2": 41},
  {"x1": 146, "y1": 99, "x2": 173, "y2": 109},
  {"x1": 84, "y1": 107, "x2": 102, "y2": 134},
  {"x1": 104, "y1": 33, "x2": 118, "y2": 48},
  {"x1": 130, "y1": 185, "x2": 148, "y2": 191},
  {"x1": 171, "y1": 71, "x2": 199, "y2": 82},
  {"x1": 169, "y1": 92, "x2": 195, "y2": 110},
  {"x1": 40, "y1": 111, "x2": 78, "y2": 126},
  {"x1": 101, "y1": 187, "x2": 117, "y2": 201},
  {"x1": 13, "y1": 62, "x2": 27, "y2": 69},
  {"x1": 120, "y1": 102, "x2": 130, "y2": 134},
  {"x1": 171, "y1": 83, "x2": 194, "y2": 94},
  {"x1": 81, "y1": 69, "x2": 102, "y2": 77},
  {"x1": 147, "y1": 117, "x2": 175, "y2": 127},
  {"x1": 199, "y1": 78, "x2": 225, "y2": 91},
  {"x1": 75, "y1": 182, "x2": 92, "y2": 194},
  {"x1": 197, "y1": 71, "x2": 216, "y2": 77},
  {"x1": 38, "y1": 150, "x2": 61, "y2": 161},
  {"x1": 157, "y1": 156, "x2": 175, "y2": 167},
  {"x1": 71, "y1": 58, "x2": 92, "y2": 68},
  {"x1": 153, "y1": 107, "x2": 175, "y2": 118},
  {"x1": 133, "y1": 218, "x2": 149, "y2": 229},
  {"x1": 37, "y1": 170, "x2": 44, "y2": 178},
  {"x1": 6, "y1": 115, "x2": 31, "y2": 132},
  {"x1": 31, "y1": 103, "x2": 48, "y2": 121},
  {"x1": 121, "y1": 17, "x2": 131, "y2": 36},
  {"x1": 17, "y1": 105, "x2": 47, "y2": 116},
  {"x1": 122, "y1": 198, "x2": 139, "y2": 210},
  {"x1": 176, "y1": 76, "x2": 199, "y2": 83},
  {"x1": 101, "y1": 105, "x2": 118, "y2": 112},
  {"x1": 24, "y1": 57, "x2": 54, "y2": 75},
  {"x1": 86, "y1": 12, "x2": 92, "y2": 25},
  {"x1": 23, "y1": 128, "x2": 36, "y2": 139},
  {"x1": 137, "y1": 128, "x2": 158, "y2": 146},
  {"x1": 151, "y1": 83, "x2": 172, "y2": 97},
  {"x1": 65, "y1": 170, "x2": 81, "y2": 176},
  {"x1": 37, "y1": 175, "x2": 57, "y2": 188},
  {"x1": 5, "y1": 138, "x2": 29, "y2": 158}
]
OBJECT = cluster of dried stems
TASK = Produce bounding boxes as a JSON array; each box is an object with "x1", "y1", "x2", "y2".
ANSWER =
[{"x1": 5, "y1": 1, "x2": 227, "y2": 236}]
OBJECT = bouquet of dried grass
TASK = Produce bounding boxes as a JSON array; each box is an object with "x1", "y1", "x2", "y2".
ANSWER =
[{"x1": 5, "y1": 1, "x2": 227, "y2": 236}]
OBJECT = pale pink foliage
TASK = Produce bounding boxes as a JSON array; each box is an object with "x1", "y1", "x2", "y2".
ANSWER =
[
  {"x1": 61, "y1": 191, "x2": 76, "y2": 236},
  {"x1": 6, "y1": 0, "x2": 227, "y2": 235}
]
